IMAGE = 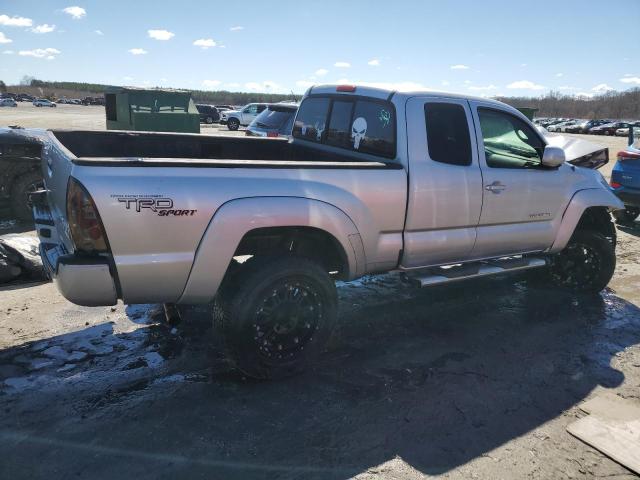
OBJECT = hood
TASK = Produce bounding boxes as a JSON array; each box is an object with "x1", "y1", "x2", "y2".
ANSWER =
[{"x1": 543, "y1": 133, "x2": 609, "y2": 169}]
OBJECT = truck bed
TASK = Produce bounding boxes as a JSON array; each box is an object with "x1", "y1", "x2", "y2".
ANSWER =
[{"x1": 51, "y1": 130, "x2": 401, "y2": 169}]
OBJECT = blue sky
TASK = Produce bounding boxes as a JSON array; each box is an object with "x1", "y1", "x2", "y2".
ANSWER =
[{"x1": 1, "y1": 0, "x2": 639, "y2": 96}]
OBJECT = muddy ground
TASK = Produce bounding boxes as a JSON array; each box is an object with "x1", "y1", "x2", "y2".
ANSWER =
[{"x1": 0, "y1": 219, "x2": 639, "y2": 479}]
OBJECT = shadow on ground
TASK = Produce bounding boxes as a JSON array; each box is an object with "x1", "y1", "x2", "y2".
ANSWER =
[{"x1": 0, "y1": 275, "x2": 639, "y2": 479}]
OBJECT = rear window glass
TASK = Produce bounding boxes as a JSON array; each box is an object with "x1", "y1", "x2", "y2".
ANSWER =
[
  {"x1": 352, "y1": 100, "x2": 395, "y2": 157},
  {"x1": 326, "y1": 101, "x2": 353, "y2": 148},
  {"x1": 254, "y1": 108, "x2": 295, "y2": 129},
  {"x1": 292, "y1": 97, "x2": 329, "y2": 143},
  {"x1": 293, "y1": 96, "x2": 396, "y2": 158},
  {"x1": 424, "y1": 103, "x2": 472, "y2": 166}
]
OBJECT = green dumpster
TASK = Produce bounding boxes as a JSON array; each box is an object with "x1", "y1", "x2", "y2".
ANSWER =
[
  {"x1": 104, "y1": 87, "x2": 200, "y2": 133},
  {"x1": 516, "y1": 107, "x2": 539, "y2": 121}
]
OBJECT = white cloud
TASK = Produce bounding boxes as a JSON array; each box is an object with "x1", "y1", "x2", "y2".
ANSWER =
[
  {"x1": 193, "y1": 38, "x2": 216, "y2": 49},
  {"x1": 2, "y1": 49, "x2": 14, "y2": 54},
  {"x1": 450, "y1": 64, "x2": 469, "y2": 70},
  {"x1": 315, "y1": 68, "x2": 328, "y2": 76},
  {"x1": 620, "y1": 76, "x2": 640, "y2": 85},
  {"x1": 148, "y1": 29, "x2": 174, "y2": 41},
  {"x1": 591, "y1": 83, "x2": 613, "y2": 93},
  {"x1": 63, "y1": 6, "x2": 86, "y2": 19},
  {"x1": 128, "y1": 48, "x2": 147, "y2": 55},
  {"x1": 334, "y1": 61, "x2": 350, "y2": 68},
  {"x1": 520, "y1": 63, "x2": 527, "y2": 67},
  {"x1": 225, "y1": 82, "x2": 240, "y2": 88},
  {"x1": 0, "y1": 32, "x2": 12, "y2": 44},
  {"x1": 464, "y1": 80, "x2": 471, "y2": 84},
  {"x1": 202, "y1": 79, "x2": 222, "y2": 89},
  {"x1": 0, "y1": 15, "x2": 32, "y2": 27},
  {"x1": 18, "y1": 47, "x2": 60, "y2": 59},
  {"x1": 95, "y1": 29, "x2": 103, "y2": 35},
  {"x1": 31, "y1": 24, "x2": 56, "y2": 34},
  {"x1": 507, "y1": 80, "x2": 545, "y2": 90},
  {"x1": 468, "y1": 84, "x2": 498, "y2": 91},
  {"x1": 555, "y1": 73, "x2": 563, "y2": 77},
  {"x1": 367, "y1": 58, "x2": 380, "y2": 66},
  {"x1": 230, "y1": 26, "x2": 243, "y2": 31},
  {"x1": 441, "y1": 80, "x2": 450, "y2": 86},
  {"x1": 123, "y1": 76, "x2": 133, "y2": 81},
  {"x1": 574, "y1": 92, "x2": 594, "y2": 98},
  {"x1": 557, "y1": 85, "x2": 576, "y2": 91}
]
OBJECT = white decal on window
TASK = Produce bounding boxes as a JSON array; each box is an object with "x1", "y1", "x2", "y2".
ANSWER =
[{"x1": 351, "y1": 117, "x2": 367, "y2": 149}]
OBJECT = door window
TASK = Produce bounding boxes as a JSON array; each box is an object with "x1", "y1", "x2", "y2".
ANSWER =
[
  {"x1": 424, "y1": 103, "x2": 472, "y2": 166},
  {"x1": 243, "y1": 104, "x2": 258, "y2": 114},
  {"x1": 478, "y1": 108, "x2": 544, "y2": 169}
]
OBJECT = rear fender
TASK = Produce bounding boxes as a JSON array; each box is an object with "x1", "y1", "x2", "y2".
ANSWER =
[
  {"x1": 550, "y1": 188, "x2": 623, "y2": 253},
  {"x1": 178, "y1": 197, "x2": 365, "y2": 304}
]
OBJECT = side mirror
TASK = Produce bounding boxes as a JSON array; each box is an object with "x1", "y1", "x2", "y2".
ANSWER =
[{"x1": 541, "y1": 146, "x2": 566, "y2": 167}]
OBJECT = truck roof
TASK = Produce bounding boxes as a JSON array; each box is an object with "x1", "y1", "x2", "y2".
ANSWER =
[{"x1": 307, "y1": 83, "x2": 510, "y2": 109}]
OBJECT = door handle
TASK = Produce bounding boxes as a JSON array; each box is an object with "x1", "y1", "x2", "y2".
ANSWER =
[{"x1": 485, "y1": 181, "x2": 506, "y2": 194}]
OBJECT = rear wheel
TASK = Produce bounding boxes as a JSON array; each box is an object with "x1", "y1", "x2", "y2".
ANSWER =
[
  {"x1": 227, "y1": 118, "x2": 240, "y2": 131},
  {"x1": 613, "y1": 207, "x2": 640, "y2": 224},
  {"x1": 549, "y1": 230, "x2": 615, "y2": 293},
  {"x1": 214, "y1": 257, "x2": 337, "y2": 379},
  {"x1": 10, "y1": 171, "x2": 43, "y2": 222}
]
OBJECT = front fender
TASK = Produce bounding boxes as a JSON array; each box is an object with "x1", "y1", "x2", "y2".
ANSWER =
[
  {"x1": 550, "y1": 188, "x2": 623, "y2": 253},
  {"x1": 178, "y1": 196, "x2": 365, "y2": 304}
]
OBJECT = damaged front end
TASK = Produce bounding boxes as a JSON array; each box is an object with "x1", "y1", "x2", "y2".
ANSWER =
[{"x1": 544, "y1": 133, "x2": 609, "y2": 169}]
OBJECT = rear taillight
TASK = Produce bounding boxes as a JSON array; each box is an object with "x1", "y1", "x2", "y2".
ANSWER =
[
  {"x1": 336, "y1": 85, "x2": 356, "y2": 92},
  {"x1": 610, "y1": 181, "x2": 622, "y2": 189},
  {"x1": 267, "y1": 131, "x2": 279, "y2": 138},
  {"x1": 617, "y1": 150, "x2": 640, "y2": 161},
  {"x1": 66, "y1": 177, "x2": 108, "y2": 253}
]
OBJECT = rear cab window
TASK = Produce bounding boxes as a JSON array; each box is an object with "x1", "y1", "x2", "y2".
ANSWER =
[{"x1": 293, "y1": 95, "x2": 396, "y2": 159}]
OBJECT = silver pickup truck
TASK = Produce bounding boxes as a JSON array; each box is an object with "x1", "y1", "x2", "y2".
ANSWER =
[{"x1": 4, "y1": 84, "x2": 623, "y2": 378}]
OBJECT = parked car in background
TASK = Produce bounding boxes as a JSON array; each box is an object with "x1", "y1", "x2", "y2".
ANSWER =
[
  {"x1": 0, "y1": 98, "x2": 17, "y2": 107},
  {"x1": 81, "y1": 96, "x2": 105, "y2": 106},
  {"x1": 547, "y1": 120, "x2": 575, "y2": 132},
  {"x1": 565, "y1": 119, "x2": 607, "y2": 134},
  {"x1": 16, "y1": 93, "x2": 35, "y2": 102},
  {"x1": 615, "y1": 121, "x2": 640, "y2": 137},
  {"x1": 610, "y1": 133, "x2": 640, "y2": 223},
  {"x1": 221, "y1": 103, "x2": 268, "y2": 130},
  {"x1": 216, "y1": 105, "x2": 235, "y2": 111},
  {"x1": 245, "y1": 103, "x2": 298, "y2": 138},
  {"x1": 195, "y1": 104, "x2": 220, "y2": 124},
  {"x1": 590, "y1": 121, "x2": 630, "y2": 136},
  {"x1": 33, "y1": 98, "x2": 57, "y2": 108},
  {"x1": 558, "y1": 120, "x2": 585, "y2": 133}
]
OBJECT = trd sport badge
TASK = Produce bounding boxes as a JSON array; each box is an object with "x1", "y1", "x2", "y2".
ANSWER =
[{"x1": 112, "y1": 194, "x2": 197, "y2": 217}]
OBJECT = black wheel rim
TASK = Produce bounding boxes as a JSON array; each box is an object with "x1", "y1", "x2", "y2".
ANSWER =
[
  {"x1": 551, "y1": 242, "x2": 601, "y2": 288},
  {"x1": 252, "y1": 279, "x2": 323, "y2": 363}
]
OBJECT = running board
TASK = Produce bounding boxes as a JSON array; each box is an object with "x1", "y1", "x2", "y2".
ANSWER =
[{"x1": 409, "y1": 256, "x2": 548, "y2": 288}]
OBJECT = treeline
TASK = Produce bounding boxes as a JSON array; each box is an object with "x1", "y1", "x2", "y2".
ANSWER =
[
  {"x1": 496, "y1": 88, "x2": 640, "y2": 119},
  {"x1": 6, "y1": 78, "x2": 296, "y2": 104}
]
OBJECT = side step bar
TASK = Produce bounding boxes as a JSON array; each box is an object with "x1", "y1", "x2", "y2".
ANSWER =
[{"x1": 409, "y1": 256, "x2": 547, "y2": 288}]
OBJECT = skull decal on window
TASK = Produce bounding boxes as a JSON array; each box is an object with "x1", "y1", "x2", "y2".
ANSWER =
[{"x1": 351, "y1": 117, "x2": 367, "y2": 150}]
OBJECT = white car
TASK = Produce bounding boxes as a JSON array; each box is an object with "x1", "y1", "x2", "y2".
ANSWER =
[
  {"x1": 0, "y1": 98, "x2": 17, "y2": 107},
  {"x1": 221, "y1": 103, "x2": 268, "y2": 131},
  {"x1": 33, "y1": 98, "x2": 57, "y2": 108}
]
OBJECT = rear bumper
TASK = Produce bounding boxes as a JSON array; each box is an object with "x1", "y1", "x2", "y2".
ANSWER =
[
  {"x1": 40, "y1": 243, "x2": 118, "y2": 306},
  {"x1": 33, "y1": 190, "x2": 118, "y2": 307},
  {"x1": 613, "y1": 188, "x2": 640, "y2": 208}
]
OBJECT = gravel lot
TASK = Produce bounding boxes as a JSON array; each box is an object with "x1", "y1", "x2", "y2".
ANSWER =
[{"x1": 0, "y1": 104, "x2": 638, "y2": 479}]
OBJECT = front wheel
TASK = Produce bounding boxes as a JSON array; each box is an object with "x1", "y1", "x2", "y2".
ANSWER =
[
  {"x1": 214, "y1": 257, "x2": 338, "y2": 379},
  {"x1": 613, "y1": 207, "x2": 640, "y2": 224},
  {"x1": 549, "y1": 230, "x2": 615, "y2": 293},
  {"x1": 227, "y1": 118, "x2": 240, "y2": 131}
]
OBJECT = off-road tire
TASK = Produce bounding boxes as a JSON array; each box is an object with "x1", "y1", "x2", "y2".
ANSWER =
[
  {"x1": 613, "y1": 207, "x2": 640, "y2": 224},
  {"x1": 227, "y1": 118, "x2": 240, "y2": 131},
  {"x1": 10, "y1": 170, "x2": 43, "y2": 222},
  {"x1": 213, "y1": 256, "x2": 337, "y2": 379},
  {"x1": 549, "y1": 230, "x2": 615, "y2": 293}
]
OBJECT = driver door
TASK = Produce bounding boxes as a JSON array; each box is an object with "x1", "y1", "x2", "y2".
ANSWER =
[{"x1": 469, "y1": 102, "x2": 570, "y2": 258}]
